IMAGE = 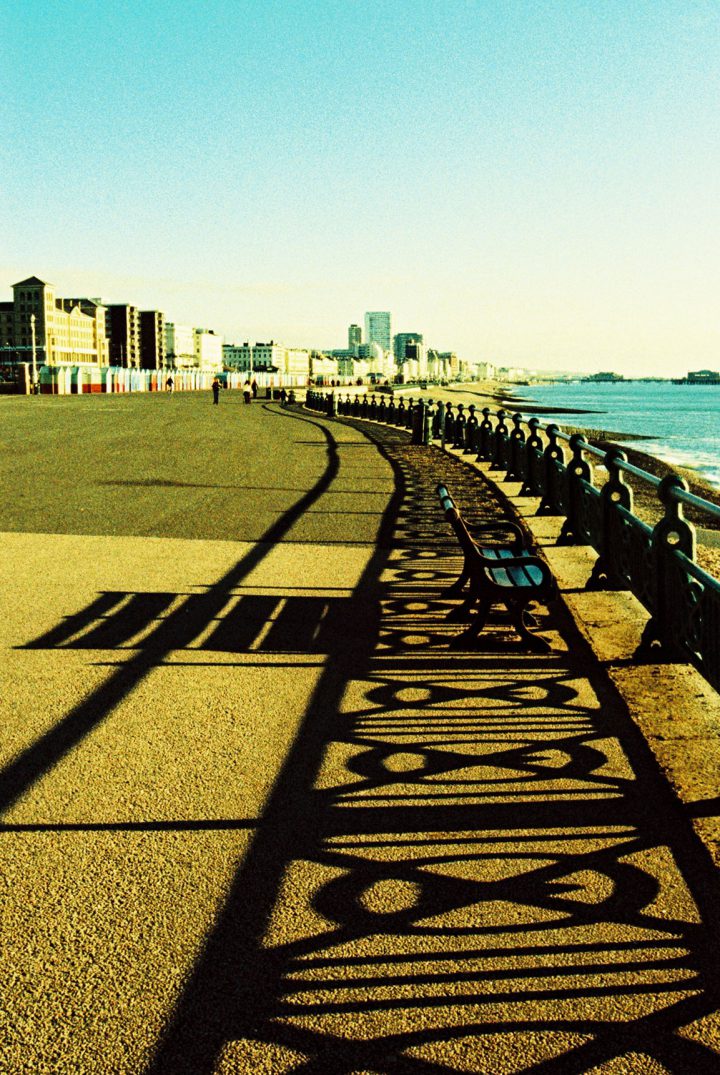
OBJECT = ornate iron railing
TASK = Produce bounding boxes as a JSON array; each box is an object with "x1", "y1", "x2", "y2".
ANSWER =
[{"x1": 304, "y1": 389, "x2": 720, "y2": 690}]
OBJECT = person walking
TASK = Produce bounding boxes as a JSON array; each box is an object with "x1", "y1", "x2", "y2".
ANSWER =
[
  {"x1": 251, "y1": 378, "x2": 258, "y2": 399},
  {"x1": 243, "y1": 380, "x2": 252, "y2": 404},
  {"x1": 166, "y1": 375, "x2": 174, "y2": 393},
  {"x1": 212, "y1": 376, "x2": 220, "y2": 405}
]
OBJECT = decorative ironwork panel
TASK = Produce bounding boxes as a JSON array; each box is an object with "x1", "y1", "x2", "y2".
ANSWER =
[
  {"x1": 574, "y1": 479, "x2": 602, "y2": 546},
  {"x1": 666, "y1": 552, "x2": 720, "y2": 689},
  {"x1": 613, "y1": 510, "x2": 654, "y2": 609}
]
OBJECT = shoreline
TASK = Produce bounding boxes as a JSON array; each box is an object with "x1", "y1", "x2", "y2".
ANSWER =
[
  {"x1": 395, "y1": 382, "x2": 720, "y2": 565},
  {"x1": 397, "y1": 380, "x2": 720, "y2": 508}
]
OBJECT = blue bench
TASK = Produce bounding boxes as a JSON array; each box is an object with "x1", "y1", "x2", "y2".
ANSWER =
[{"x1": 437, "y1": 483, "x2": 556, "y2": 651}]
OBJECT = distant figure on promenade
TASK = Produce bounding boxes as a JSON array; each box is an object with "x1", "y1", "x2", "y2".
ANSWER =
[
  {"x1": 166, "y1": 376, "x2": 174, "y2": 393},
  {"x1": 280, "y1": 387, "x2": 287, "y2": 404},
  {"x1": 243, "y1": 381, "x2": 252, "y2": 404},
  {"x1": 212, "y1": 377, "x2": 220, "y2": 405},
  {"x1": 251, "y1": 378, "x2": 258, "y2": 398}
]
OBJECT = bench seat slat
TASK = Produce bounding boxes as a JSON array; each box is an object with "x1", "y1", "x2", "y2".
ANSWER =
[
  {"x1": 479, "y1": 547, "x2": 517, "y2": 561},
  {"x1": 486, "y1": 563, "x2": 544, "y2": 588}
]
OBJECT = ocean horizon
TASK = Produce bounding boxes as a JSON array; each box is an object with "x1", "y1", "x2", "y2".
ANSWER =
[{"x1": 509, "y1": 381, "x2": 719, "y2": 490}]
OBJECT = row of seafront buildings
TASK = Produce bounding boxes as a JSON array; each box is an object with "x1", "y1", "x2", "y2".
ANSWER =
[
  {"x1": 1, "y1": 277, "x2": 492, "y2": 391},
  {"x1": 328, "y1": 312, "x2": 495, "y2": 384},
  {"x1": 0, "y1": 277, "x2": 370, "y2": 387},
  {"x1": 0, "y1": 276, "x2": 222, "y2": 376},
  {"x1": 0, "y1": 276, "x2": 335, "y2": 387}
]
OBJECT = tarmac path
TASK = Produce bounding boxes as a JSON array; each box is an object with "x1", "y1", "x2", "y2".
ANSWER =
[{"x1": 1, "y1": 393, "x2": 720, "y2": 1073}]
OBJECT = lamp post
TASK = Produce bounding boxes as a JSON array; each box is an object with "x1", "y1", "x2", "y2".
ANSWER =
[{"x1": 30, "y1": 313, "x2": 38, "y2": 392}]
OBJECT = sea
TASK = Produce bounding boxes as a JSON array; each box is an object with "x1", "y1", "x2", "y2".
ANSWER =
[{"x1": 505, "y1": 381, "x2": 720, "y2": 490}]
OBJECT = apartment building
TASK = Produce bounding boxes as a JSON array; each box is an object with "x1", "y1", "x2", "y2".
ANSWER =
[
  {"x1": 223, "y1": 341, "x2": 314, "y2": 379},
  {"x1": 140, "y1": 310, "x2": 166, "y2": 369},
  {"x1": 106, "y1": 304, "x2": 141, "y2": 367},
  {"x1": 194, "y1": 329, "x2": 223, "y2": 371},
  {"x1": 165, "y1": 323, "x2": 195, "y2": 368},
  {"x1": 348, "y1": 323, "x2": 362, "y2": 354},
  {"x1": 7, "y1": 277, "x2": 109, "y2": 366},
  {"x1": 365, "y1": 311, "x2": 391, "y2": 352},
  {"x1": 0, "y1": 302, "x2": 13, "y2": 359},
  {"x1": 394, "y1": 333, "x2": 424, "y2": 363}
]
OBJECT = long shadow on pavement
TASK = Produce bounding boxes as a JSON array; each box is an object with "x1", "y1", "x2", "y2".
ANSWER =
[
  {"x1": 134, "y1": 420, "x2": 720, "y2": 1074},
  {"x1": 1, "y1": 411, "x2": 341, "y2": 815},
  {"x1": 8, "y1": 412, "x2": 720, "y2": 1072}
]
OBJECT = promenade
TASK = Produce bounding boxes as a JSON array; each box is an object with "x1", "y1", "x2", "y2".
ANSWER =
[{"x1": 2, "y1": 392, "x2": 720, "y2": 1073}]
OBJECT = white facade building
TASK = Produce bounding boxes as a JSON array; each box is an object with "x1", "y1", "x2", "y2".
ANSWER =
[
  {"x1": 286, "y1": 347, "x2": 312, "y2": 378},
  {"x1": 223, "y1": 341, "x2": 312, "y2": 381},
  {"x1": 165, "y1": 323, "x2": 195, "y2": 368},
  {"x1": 194, "y1": 329, "x2": 223, "y2": 371},
  {"x1": 474, "y1": 361, "x2": 496, "y2": 381}
]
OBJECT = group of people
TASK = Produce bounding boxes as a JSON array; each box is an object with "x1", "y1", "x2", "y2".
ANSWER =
[
  {"x1": 210, "y1": 376, "x2": 258, "y2": 405},
  {"x1": 164, "y1": 374, "x2": 271, "y2": 405}
]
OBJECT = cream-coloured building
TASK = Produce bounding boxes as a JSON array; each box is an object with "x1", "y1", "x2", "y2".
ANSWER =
[
  {"x1": 223, "y1": 342, "x2": 312, "y2": 379},
  {"x1": 308, "y1": 351, "x2": 338, "y2": 382},
  {"x1": 194, "y1": 329, "x2": 223, "y2": 371},
  {"x1": 287, "y1": 347, "x2": 313, "y2": 379},
  {"x1": 7, "y1": 277, "x2": 108, "y2": 366},
  {"x1": 165, "y1": 323, "x2": 195, "y2": 368}
]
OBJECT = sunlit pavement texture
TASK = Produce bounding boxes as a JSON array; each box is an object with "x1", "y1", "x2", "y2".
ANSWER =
[{"x1": 1, "y1": 393, "x2": 720, "y2": 1074}]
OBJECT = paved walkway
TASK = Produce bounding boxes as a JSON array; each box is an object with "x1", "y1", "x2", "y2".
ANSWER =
[{"x1": 1, "y1": 393, "x2": 720, "y2": 1073}]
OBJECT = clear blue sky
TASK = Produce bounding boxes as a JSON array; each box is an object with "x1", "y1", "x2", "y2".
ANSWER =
[{"x1": 2, "y1": 0, "x2": 718, "y2": 374}]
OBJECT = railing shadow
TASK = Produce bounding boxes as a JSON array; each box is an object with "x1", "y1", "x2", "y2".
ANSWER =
[
  {"x1": 134, "y1": 419, "x2": 720, "y2": 1074},
  {"x1": 6, "y1": 409, "x2": 720, "y2": 1072},
  {"x1": 1, "y1": 410, "x2": 341, "y2": 815}
]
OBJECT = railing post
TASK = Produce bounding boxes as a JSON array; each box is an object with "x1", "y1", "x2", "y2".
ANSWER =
[
  {"x1": 453, "y1": 403, "x2": 466, "y2": 449},
  {"x1": 442, "y1": 402, "x2": 454, "y2": 447},
  {"x1": 538, "y1": 424, "x2": 566, "y2": 515},
  {"x1": 505, "y1": 412, "x2": 526, "y2": 481},
  {"x1": 520, "y1": 417, "x2": 543, "y2": 496},
  {"x1": 396, "y1": 397, "x2": 406, "y2": 427},
  {"x1": 638, "y1": 475, "x2": 697, "y2": 658},
  {"x1": 464, "y1": 404, "x2": 477, "y2": 453},
  {"x1": 587, "y1": 447, "x2": 634, "y2": 589},
  {"x1": 476, "y1": 407, "x2": 493, "y2": 461},
  {"x1": 327, "y1": 391, "x2": 336, "y2": 417},
  {"x1": 378, "y1": 394, "x2": 387, "y2": 422},
  {"x1": 491, "y1": 409, "x2": 509, "y2": 470},
  {"x1": 369, "y1": 393, "x2": 377, "y2": 419},
  {"x1": 432, "y1": 399, "x2": 443, "y2": 440},
  {"x1": 423, "y1": 400, "x2": 434, "y2": 444},
  {"x1": 558, "y1": 433, "x2": 592, "y2": 544},
  {"x1": 387, "y1": 395, "x2": 396, "y2": 423},
  {"x1": 411, "y1": 400, "x2": 426, "y2": 444}
]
